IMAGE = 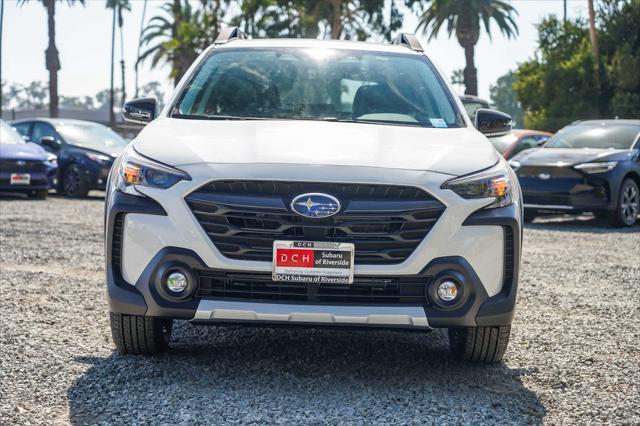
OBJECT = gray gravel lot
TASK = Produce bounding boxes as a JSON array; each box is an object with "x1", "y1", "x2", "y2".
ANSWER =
[{"x1": 1, "y1": 195, "x2": 638, "y2": 425}]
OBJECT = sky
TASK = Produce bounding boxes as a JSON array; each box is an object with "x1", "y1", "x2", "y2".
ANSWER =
[{"x1": 0, "y1": 0, "x2": 589, "y2": 103}]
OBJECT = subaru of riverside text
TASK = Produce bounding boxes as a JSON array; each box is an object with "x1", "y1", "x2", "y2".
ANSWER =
[{"x1": 105, "y1": 29, "x2": 522, "y2": 363}]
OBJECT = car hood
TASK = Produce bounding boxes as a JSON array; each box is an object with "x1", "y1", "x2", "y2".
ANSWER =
[
  {"x1": 0, "y1": 142, "x2": 47, "y2": 160},
  {"x1": 512, "y1": 147, "x2": 630, "y2": 166},
  {"x1": 133, "y1": 118, "x2": 499, "y2": 176}
]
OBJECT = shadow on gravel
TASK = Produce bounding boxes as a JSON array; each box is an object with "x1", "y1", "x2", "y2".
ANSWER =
[
  {"x1": 68, "y1": 323, "x2": 544, "y2": 423},
  {"x1": 526, "y1": 214, "x2": 639, "y2": 234}
]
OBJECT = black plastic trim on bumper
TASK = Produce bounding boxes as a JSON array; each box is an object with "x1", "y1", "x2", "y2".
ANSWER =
[
  {"x1": 462, "y1": 202, "x2": 522, "y2": 327},
  {"x1": 105, "y1": 190, "x2": 167, "y2": 315}
]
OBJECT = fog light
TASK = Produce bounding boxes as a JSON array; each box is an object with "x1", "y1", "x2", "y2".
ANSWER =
[
  {"x1": 437, "y1": 280, "x2": 459, "y2": 302},
  {"x1": 166, "y1": 271, "x2": 188, "y2": 293}
]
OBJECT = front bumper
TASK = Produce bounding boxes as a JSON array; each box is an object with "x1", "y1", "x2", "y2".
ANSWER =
[
  {"x1": 105, "y1": 162, "x2": 521, "y2": 329},
  {"x1": 518, "y1": 165, "x2": 623, "y2": 212}
]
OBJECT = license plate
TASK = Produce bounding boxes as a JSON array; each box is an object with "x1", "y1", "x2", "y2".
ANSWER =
[
  {"x1": 10, "y1": 173, "x2": 30, "y2": 185},
  {"x1": 273, "y1": 241, "x2": 355, "y2": 284}
]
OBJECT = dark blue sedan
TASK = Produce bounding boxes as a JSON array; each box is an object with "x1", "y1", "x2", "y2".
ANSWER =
[
  {"x1": 11, "y1": 118, "x2": 128, "y2": 197},
  {"x1": 0, "y1": 120, "x2": 58, "y2": 199}
]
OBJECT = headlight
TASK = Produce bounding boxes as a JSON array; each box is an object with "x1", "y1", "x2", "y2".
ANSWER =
[
  {"x1": 442, "y1": 162, "x2": 514, "y2": 209},
  {"x1": 87, "y1": 153, "x2": 113, "y2": 164},
  {"x1": 116, "y1": 146, "x2": 190, "y2": 196},
  {"x1": 574, "y1": 161, "x2": 617, "y2": 174},
  {"x1": 508, "y1": 159, "x2": 521, "y2": 172},
  {"x1": 46, "y1": 153, "x2": 57, "y2": 163}
]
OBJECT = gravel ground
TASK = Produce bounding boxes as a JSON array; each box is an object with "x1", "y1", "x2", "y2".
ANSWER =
[{"x1": 0, "y1": 194, "x2": 638, "y2": 425}]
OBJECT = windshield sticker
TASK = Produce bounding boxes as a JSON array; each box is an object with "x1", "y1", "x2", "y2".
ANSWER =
[{"x1": 430, "y1": 118, "x2": 448, "y2": 128}]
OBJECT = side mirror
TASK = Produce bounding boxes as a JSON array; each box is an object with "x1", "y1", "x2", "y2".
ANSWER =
[
  {"x1": 475, "y1": 108, "x2": 512, "y2": 138},
  {"x1": 40, "y1": 136, "x2": 61, "y2": 151},
  {"x1": 123, "y1": 98, "x2": 157, "y2": 124}
]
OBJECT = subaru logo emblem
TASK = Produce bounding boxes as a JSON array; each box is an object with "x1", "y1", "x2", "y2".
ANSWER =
[
  {"x1": 538, "y1": 173, "x2": 551, "y2": 180},
  {"x1": 291, "y1": 193, "x2": 341, "y2": 218},
  {"x1": 16, "y1": 160, "x2": 26, "y2": 166}
]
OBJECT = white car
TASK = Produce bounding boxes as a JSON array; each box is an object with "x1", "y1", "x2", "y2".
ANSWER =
[{"x1": 106, "y1": 29, "x2": 522, "y2": 363}]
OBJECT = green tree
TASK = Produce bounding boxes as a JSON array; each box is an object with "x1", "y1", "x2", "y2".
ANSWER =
[
  {"x1": 410, "y1": 0, "x2": 518, "y2": 96},
  {"x1": 138, "y1": 0, "x2": 231, "y2": 85},
  {"x1": 232, "y1": 0, "x2": 402, "y2": 40},
  {"x1": 490, "y1": 71, "x2": 524, "y2": 127},
  {"x1": 513, "y1": 1, "x2": 639, "y2": 131},
  {"x1": 16, "y1": 0, "x2": 86, "y2": 118}
]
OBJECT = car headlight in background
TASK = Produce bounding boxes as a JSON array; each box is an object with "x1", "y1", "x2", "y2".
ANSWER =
[
  {"x1": 574, "y1": 161, "x2": 617, "y2": 174},
  {"x1": 87, "y1": 153, "x2": 113, "y2": 164},
  {"x1": 46, "y1": 153, "x2": 57, "y2": 164},
  {"x1": 442, "y1": 162, "x2": 514, "y2": 209},
  {"x1": 116, "y1": 146, "x2": 190, "y2": 197},
  {"x1": 507, "y1": 159, "x2": 521, "y2": 172}
]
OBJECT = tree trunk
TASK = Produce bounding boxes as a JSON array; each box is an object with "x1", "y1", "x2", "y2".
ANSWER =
[
  {"x1": 587, "y1": 0, "x2": 599, "y2": 64},
  {"x1": 109, "y1": 6, "x2": 116, "y2": 127},
  {"x1": 45, "y1": 0, "x2": 60, "y2": 118},
  {"x1": 0, "y1": 0, "x2": 4, "y2": 118},
  {"x1": 329, "y1": 0, "x2": 343, "y2": 39},
  {"x1": 463, "y1": 44, "x2": 478, "y2": 96}
]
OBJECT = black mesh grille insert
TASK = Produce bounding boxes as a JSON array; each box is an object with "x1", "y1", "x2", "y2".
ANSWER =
[
  {"x1": 196, "y1": 270, "x2": 428, "y2": 304},
  {"x1": 185, "y1": 180, "x2": 446, "y2": 265},
  {"x1": 112, "y1": 213, "x2": 125, "y2": 276}
]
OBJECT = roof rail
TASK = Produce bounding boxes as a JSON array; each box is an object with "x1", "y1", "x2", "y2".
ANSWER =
[
  {"x1": 391, "y1": 33, "x2": 423, "y2": 52},
  {"x1": 214, "y1": 27, "x2": 248, "y2": 44}
]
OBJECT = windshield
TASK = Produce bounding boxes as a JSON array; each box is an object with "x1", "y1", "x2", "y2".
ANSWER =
[
  {"x1": 56, "y1": 123, "x2": 128, "y2": 151},
  {"x1": 173, "y1": 48, "x2": 464, "y2": 128},
  {"x1": 545, "y1": 122, "x2": 639, "y2": 149},
  {"x1": 0, "y1": 121, "x2": 25, "y2": 145}
]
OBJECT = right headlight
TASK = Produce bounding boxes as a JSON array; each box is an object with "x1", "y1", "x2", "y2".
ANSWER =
[
  {"x1": 116, "y1": 145, "x2": 190, "y2": 197},
  {"x1": 441, "y1": 162, "x2": 514, "y2": 209}
]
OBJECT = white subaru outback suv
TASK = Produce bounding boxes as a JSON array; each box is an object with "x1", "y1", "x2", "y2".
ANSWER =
[{"x1": 106, "y1": 29, "x2": 522, "y2": 363}]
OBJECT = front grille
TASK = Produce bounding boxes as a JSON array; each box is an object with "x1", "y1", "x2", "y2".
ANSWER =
[
  {"x1": 517, "y1": 165, "x2": 582, "y2": 179},
  {"x1": 0, "y1": 159, "x2": 46, "y2": 172},
  {"x1": 185, "y1": 180, "x2": 446, "y2": 265},
  {"x1": 196, "y1": 270, "x2": 427, "y2": 304}
]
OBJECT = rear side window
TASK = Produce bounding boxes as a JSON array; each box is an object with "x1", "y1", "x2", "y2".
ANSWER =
[
  {"x1": 174, "y1": 48, "x2": 464, "y2": 128},
  {"x1": 31, "y1": 122, "x2": 59, "y2": 144},
  {"x1": 12, "y1": 122, "x2": 31, "y2": 138}
]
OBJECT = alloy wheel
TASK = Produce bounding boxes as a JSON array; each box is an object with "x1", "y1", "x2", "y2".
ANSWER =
[
  {"x1": 64, "y1": 167, "x2": 81, "y2": 196},
  {"x1": 620, "y1": 182, "x2": 639, "y2": 225}
]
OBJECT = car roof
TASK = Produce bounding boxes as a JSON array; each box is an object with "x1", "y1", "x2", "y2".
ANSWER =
[
  {"x1": 11, "y1": 117, "x2": 102, "y2": 127},
  {"x1": 573, "y1": 119, "x2": 640, "y2": 126},
  {"x1": 214, "y1": 38, "x2": 423, "y2": 55}
]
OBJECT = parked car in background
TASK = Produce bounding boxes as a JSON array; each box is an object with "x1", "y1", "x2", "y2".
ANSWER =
[
  {"x1": 11, "y1": 118, "x2": 128, "y2": 197},
  {"x1": 0, "y1": 120, "x2": 57, "y2": 199},
  {"x1": 460, "y1": 95, "x2": 490, "y2": 120},
  {"x1": 510, "y1": 119, "x2": 640, "y2": 226},
  {"x1": 489, "y1": 129, "x2": 553, "y2": 159}
]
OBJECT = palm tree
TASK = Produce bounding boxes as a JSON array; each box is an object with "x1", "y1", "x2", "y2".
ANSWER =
[
  {"x1": 138, "y1": 0, "x2": 228, "y2": 86},
  {"x1": 17, "y1": 0, "x2": 85, "y2": 118},
  {"x1": 106, "y1": 0, "x2": 130, "y2": 127},
  {"x1": 414, "y1": 0, "x2": 518, "y2": 96}
]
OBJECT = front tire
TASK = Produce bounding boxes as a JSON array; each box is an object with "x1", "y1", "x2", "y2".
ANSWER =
[
  {"x1": 32, "y1": 189, "x2": 48, "y2": 200},
  {"x1": 62, "y1": 164, "x2": 89, "y2": 197},
  {"x1": 110, "y1": 312, "x2": 173, "y2": 355},
  {"x1": 523, "y1": 210, "x2": 536, "y2": 223},
  {"x1": 448, "y1": 326, "x2": 511, "y2": 363},
  {"x1": 612, "y1": 178, "x2": 639, "y2": 227}
]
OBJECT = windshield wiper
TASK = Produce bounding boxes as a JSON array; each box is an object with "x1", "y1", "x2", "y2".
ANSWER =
[
  {"x1": 172, "y1": 113, "x2": 266, "y2": 121},
  {"x1": 322, "y1": 117, "x2": 431, "y2": 127}
]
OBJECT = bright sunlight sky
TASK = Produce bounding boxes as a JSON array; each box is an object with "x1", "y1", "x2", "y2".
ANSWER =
[{"x1": 1, "y1": 0, "x2": 588, "y2": 102}]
